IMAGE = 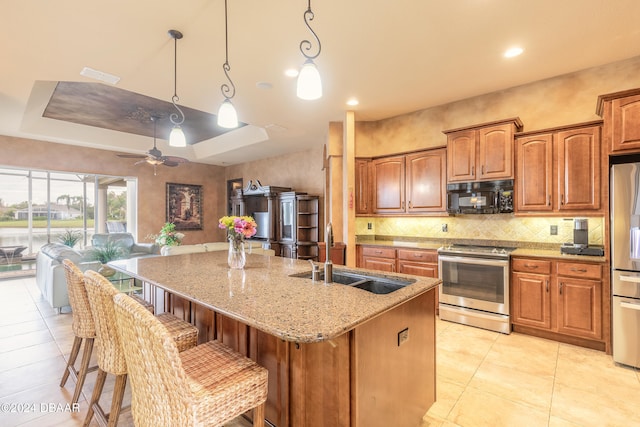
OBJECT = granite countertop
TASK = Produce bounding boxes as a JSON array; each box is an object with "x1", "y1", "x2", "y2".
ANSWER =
[
  {"x1": 110, "y1": 251, "x2": 440, "y2": 344},
  {"x1": 356, "y1": 238, "x2": 606, "y2": 263}
]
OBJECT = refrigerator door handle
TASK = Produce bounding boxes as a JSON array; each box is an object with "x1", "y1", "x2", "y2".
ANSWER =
[
  {"x1": 620, "y1": 275, "x2": 640, "y2": 284},
  {"x1": 621, "y1": 301, "x2": 640, "y2": 311}
]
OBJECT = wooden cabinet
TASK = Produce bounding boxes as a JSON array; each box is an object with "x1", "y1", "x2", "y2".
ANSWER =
[
  {"x1": 371, "y1": 156, "x2": 405, "y2": 214},
  {"x1": 444, "y1": 118, "x2": 522, "y2": 183},
  {"x1": 511, "y1": 257, "x2": 604, "y2": 348},
  {"x1": 556, "y1": 261, "x2": 602, "y2": 340},
  {"x1": 511, "y1": 258, "x2": 552, "y2": 329},
  {"x1": 597, "y1": 88, "x2": 640, "y2": 153},
  {"x1": 515, "y1": 123, "x2": 602, "y2": 213},
  {"x1": 359, "y1": 246, "x2": 396, "y2": 272},
  {"x1": 369, "y1": 148, "x2": 446, "y2": 215},
  {"x1": 355, "y1": 158, "x2": 371, "y2": 215}
]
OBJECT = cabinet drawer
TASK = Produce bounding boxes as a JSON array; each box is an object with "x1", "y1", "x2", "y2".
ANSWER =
[
  {"x1": 512, "y1": 258, "x2": 552, "y2": 274},
  {"x1": 361, "y1": 246, "x2": 396, "y2": 259},
  {"x1": 397, "y1": 249, "x2": 437, "y2": 263},
  {"x1": 557, "y1": 262, "x2": 601, "y2": 279}
]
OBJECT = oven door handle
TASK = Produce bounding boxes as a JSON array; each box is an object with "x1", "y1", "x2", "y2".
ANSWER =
[
  {"x1": 438, "y1": 255, "x2": 509, "y2": 267},
  {"x1": 620, "y1": 301, "x2": 640, "y2": 311}
]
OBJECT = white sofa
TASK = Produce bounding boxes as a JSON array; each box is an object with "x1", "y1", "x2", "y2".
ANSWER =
[
  {"x1": 35, "y1": 243, "x2": 102, "y2": 313},
  {"x1": 161, "y1": 241, "x2": 275, "y2": 256}
]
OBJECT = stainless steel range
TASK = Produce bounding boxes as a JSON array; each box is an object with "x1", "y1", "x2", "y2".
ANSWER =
[{"x1": 438, "y1": 244, "x2": 515, "y2": 334}]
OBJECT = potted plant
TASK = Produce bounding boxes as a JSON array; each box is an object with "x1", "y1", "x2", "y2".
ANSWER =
[
  {"x1": 57, "y1": 229, "x2": 82, "y2": 248},
  {"x1": 88, "y1": 240, "x2": 125, "y2": 277}
]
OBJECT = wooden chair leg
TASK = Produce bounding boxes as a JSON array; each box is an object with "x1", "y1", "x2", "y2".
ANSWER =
[
  {"x1": 83, "y1": 368, "x2": 106, "y2": 427},
  {"x1": 60, "y1": 336, "x2": 82, "y2": 387},
  {"x1": 106, "y1": 374, "x2": 127, "y2": 427},
  {"x1": 71, "y1": 338, "x2": 94, "y2": 404},
  {"x1": 253, "y1": 402, "x2": 265, "y2": 427}
]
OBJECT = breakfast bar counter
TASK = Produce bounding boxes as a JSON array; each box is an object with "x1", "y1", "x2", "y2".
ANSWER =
[{"x1": 110, "y1": 251, "x2": 439, "y2": 427}]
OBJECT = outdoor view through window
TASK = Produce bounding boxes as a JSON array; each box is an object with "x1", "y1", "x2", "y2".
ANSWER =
[{"x1": 0, "y1": 167, "x2": 136, "y2": 277}]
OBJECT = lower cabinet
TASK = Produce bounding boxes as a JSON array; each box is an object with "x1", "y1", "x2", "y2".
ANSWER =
[
  {"x1": 359, "y1": 246, "x2": 397, "y2": 272},
  {"x1": 511, "y1": 257, "x2": 604, "y2": 349}
]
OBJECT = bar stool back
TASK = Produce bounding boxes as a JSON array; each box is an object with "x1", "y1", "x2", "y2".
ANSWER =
[
  {"x1": 112, "y1": 292, "x2": 268, "y2": 427},
  {"x1": 83, "y1": 270, "x2": 199, "y2": 427},
  {"x1": 60, "y1": 259, "x2": 98, "y2": 404}
]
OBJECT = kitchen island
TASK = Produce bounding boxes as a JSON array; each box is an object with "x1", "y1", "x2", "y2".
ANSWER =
[{"x1": 110, "y1": 251, "x2": 439, "y2": 427}]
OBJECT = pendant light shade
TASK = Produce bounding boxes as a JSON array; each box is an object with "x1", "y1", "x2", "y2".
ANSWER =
[
  {"x1": 168, "y1": 29, "x2": 187, "y2": 147},
  {"x1": 169, "y1": 125, "x2": 186, "y2": 147},
  {"x1": 296, "y1": 58, "x2": 322, "y2": 100},
  {"x1": 217, "y1": 0, "x2": 239, "y2": 129},
  {"x1": 297, "y1": 0, "x2": 322, "y2": 100},
  {"x1": 217, "y1": 99, "x2": 238, "y2": 129}
]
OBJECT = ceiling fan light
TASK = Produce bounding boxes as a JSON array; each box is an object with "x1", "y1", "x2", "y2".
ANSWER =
[
  {"x1": 297, "y1": 59, "x2": 322, "y2": 100},
  {"x1": 169, "y1": 125, "x2": 186, "y2": 147},
  {"x1": 217, "y1": 99, "x2": 238, "y2": 128}
]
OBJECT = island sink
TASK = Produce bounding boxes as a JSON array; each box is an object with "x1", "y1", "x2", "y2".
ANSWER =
[{"x1": 289, "y1": 270, "x2": 416, "y2": 294}]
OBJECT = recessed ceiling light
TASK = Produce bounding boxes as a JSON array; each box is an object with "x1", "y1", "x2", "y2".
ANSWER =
[
  {"x1": 256, "y1": 81, "x2": 273, "y2": 90},
  {"x1": 504, "y1": 47, "x2": 524, "y2": 58},
  {"x1": 80, "y1": 66, "x2": 120, "y2": 84},
  {"x1": 346, "y1": 98, "x2": 359, "y2": 106},
  {"x1": 285, "y1": 69, "x2": 299, "y2": 78}
]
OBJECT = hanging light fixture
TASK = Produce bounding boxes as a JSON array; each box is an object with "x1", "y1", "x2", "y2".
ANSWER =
[
  {"x1": 168, "y1": 29, "x2": 187, "y2": 147},
  {"x1": 217, "y1": 0, "x2": 238, "y2": 129},
  {"x1": 297, "y1": 0, "x2": 322, "y2": 100}
]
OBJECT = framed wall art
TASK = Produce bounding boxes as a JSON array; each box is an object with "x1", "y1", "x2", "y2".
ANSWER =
[{"x1": 166, "y1": 183, "x2": 203, "y2": 230}]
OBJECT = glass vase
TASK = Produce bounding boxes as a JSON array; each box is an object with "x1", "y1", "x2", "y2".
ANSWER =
[{"x1": 228, "y1": 237, "x2": 246, "y2": 269}]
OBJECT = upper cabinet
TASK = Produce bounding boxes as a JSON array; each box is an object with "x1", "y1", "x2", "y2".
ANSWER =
[
  {"x1": 515, "y1": 122, "x2": 602, "y2": 214},
  {"x1": 367, "y1": 148, "x2": 446, "y2": 215},
  {"x1": 444, "y1": 118, "x2": 523, "y2": 183},
  {"x1": 597, "y1": 88, "x2": 640, "y2": 154}
]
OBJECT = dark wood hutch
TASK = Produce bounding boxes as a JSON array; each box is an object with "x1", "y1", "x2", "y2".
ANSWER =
[{"x1": 231, "y1": 180, "x2": 319, "y2": 260}]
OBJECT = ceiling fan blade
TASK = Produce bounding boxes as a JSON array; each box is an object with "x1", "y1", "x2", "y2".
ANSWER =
[
  {"x1": 117, "y1": 153, "x2": 147, "y2": 159},
  {"x1": 162, "y1": 161, "x2": 180, "y2": 167},
  {"x1": 162, "y1": 156, "x2": 189, "y2": 164}
]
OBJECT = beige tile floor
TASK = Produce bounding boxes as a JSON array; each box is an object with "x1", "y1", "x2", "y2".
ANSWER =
[{"x1": 0, "y1": 276, "x2": 639, "y2": 427}]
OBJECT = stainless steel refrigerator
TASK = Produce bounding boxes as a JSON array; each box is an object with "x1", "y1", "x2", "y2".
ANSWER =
[{"x1": 610, "y1": 161, "x2": 640, "y2": 368}]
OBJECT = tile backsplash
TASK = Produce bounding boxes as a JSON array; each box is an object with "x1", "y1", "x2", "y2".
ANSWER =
[{"x1": 356, "y1": 215, "x2": 604, "y2": 246}]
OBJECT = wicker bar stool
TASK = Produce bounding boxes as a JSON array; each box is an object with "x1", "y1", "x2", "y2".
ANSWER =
[
  {"x1": 83, "y1": 270, "x2": 199, "y2": 427},
  {"x1": 112, "y1": 292, "x2": 268, "y2": 427},
  {"x1": 60, "y1": 260, "x2": 98, "y2": 404}
]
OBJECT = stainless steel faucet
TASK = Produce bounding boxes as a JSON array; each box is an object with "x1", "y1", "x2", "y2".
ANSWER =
[{"x1": 324, "y1": 222, "x2": 333, "y2": 283}]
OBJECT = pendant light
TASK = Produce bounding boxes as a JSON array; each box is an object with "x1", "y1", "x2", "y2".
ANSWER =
[
  {"x1": 217, "y1": 0, "x2": 238, "y2": 129},
  {"x1": 297, "y1": 0, "x2": 322, "y2": 100},
  {"x1": 168, "y1": 29, "x2": 187, "y2": 147}
]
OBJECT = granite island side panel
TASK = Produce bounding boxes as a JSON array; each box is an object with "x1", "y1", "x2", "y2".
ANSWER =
[{"x1": 110, "y1": 251, "x2": 440, "y2": 343}]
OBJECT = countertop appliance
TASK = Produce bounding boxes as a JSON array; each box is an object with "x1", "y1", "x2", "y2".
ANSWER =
[
  {"x1": 446, "y1": 179, "x2": 513, "y2": 214},
  {"x1": 438, "y1": 244, "x2": 515, "y2": 334},
  {"x1": 610, "y1": 159, "x2": 640, "y2": 368}
]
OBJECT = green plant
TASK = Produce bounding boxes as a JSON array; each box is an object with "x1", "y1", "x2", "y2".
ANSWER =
[
  {"x1": 89, "y1": 240, "x2": 125, "y2": 263},
  {"x1": 57, "y1": 229, "x2": 82, "y2": 248}
]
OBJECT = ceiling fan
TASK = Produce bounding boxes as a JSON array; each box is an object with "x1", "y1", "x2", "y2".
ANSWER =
[{"x1": 117, "y1": 116, "x2": 189, "y2": 173}]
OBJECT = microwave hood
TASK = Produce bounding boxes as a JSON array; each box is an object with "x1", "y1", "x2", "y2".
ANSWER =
[{"x1": 446, "y1": 179, "x2": 514, "y2": 214}]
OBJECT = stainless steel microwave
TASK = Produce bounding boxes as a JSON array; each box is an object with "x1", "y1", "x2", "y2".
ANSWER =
[{"x1": 446, "y1": 180, "x2": 514, "y2": 214}]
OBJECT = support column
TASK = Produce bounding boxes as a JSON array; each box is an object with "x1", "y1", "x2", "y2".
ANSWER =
[{"x1": 342, "y1": 111, "x2": 356, "y2": 267}]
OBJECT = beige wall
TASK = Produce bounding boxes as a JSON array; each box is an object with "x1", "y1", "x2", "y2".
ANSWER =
[
  {"x1": 354, "y1": 55, "x2": 640, "y2": 157},
  {"x1": 0, "y1": 135, "x2": 227, "y2": 245}
]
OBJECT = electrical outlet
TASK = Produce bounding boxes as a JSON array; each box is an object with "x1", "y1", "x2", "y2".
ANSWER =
[
  {"x1": 398, "y1": 328, "x2": 409, "y2": 346},
  {"x1": 367, "y1": 222, "x2": 372, "y2": 230},
  {"x1": 442, "y1": 224, "x2": 448, "y2": 232},
  {"x1": 550, "y1": 225, "x2": 558, "y2": 235}
]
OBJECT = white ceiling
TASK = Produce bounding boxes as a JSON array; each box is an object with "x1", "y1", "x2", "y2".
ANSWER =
[{"x1": 3, "y1": 0, "x2": 640, "y2": 166}]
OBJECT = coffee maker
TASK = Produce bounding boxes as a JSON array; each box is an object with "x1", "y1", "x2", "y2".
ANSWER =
[
  {"x1": 573, "y1": 218, "x2": 589, "y2": 248},
  {"x1": 560, "y1": 218, "x2": 604, "y2": 256}
]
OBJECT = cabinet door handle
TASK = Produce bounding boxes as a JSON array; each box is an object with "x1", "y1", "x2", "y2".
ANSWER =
[
  {"x1": 413, "y1": 254, "x2": 423, "y2": 258},
  {"x1": 471, "y1": 166, "x2": 475, "y2": 176},
  {"x1": 570, "y1": 267, "x2": 587, "y2": 273},
  {"x1": 408, "y1": 201, "x2": 412, "y2": 209},
  {"x1": 546, "y1": 279, "x2": 549, "y2": 292},
  {"x1": 548, "y1": 195, "x2": 551, "y2": 206},
  {"x1": 374, "y1": 250, "x2": 383, "y2": 254},
  {"x1": 524, "y1": 264, "x2": 538, "y2": 269},
  {"x1": 559, "y1": 282, "x2": 563, "y2": 294},
  {"x1": 481, "y1": 165, "x2": 485, "y2": 175},
  {"x1": 560, "y1": 194, "x2": 564, "y2": 205}
]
